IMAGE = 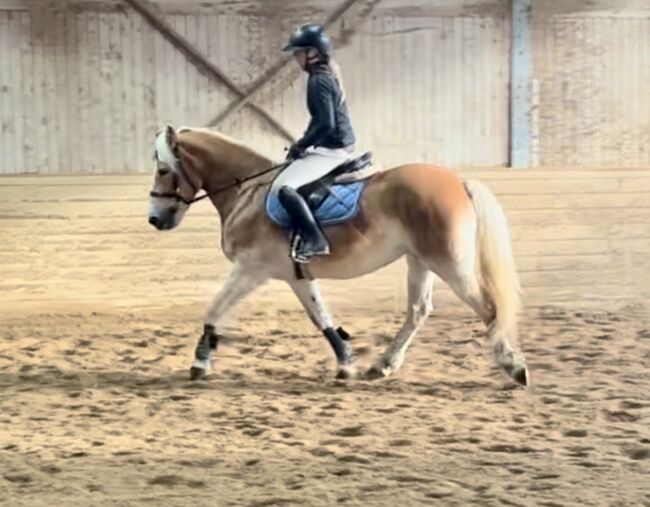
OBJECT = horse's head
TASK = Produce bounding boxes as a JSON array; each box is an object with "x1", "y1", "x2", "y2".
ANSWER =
[{"x1": 148, "y1": 125, "x2": 200, "y2": 230}]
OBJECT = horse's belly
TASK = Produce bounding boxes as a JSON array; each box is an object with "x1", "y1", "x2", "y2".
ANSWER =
[{"x1": 310, "y1": 220, "x2": 409, "y2": 280}]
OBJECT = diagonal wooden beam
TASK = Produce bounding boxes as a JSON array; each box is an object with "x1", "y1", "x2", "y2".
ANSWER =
[
  {"x1": 123, "y1": 0, "x2": 296, "y2": 142},
  {"x1": 208, "y1": 0, "x2": 372, "y2": 128}
]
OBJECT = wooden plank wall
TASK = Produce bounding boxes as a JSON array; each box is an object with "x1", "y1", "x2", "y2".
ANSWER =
[
  {"x1": 1, "y1": 168, "x2": 647, "y2": 313},
  {"x1": 533, "y1": 3, "x2": 650, "y2": 166},
  {"x1": 3, "y1": 0, "x2": 650, "y2": 173},
  {"x1": 0, "y1": 0, "x2": 512, "y2": 174}
]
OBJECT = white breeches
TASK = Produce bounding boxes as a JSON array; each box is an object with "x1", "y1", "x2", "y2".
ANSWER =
[{"x1": 270, "y1": 146, "x2": 352, "y2": 195}]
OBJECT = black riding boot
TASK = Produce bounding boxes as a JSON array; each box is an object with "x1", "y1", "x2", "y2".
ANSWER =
[{"x1": 278, "y1": 186, "x2": 330, "y2": 260}]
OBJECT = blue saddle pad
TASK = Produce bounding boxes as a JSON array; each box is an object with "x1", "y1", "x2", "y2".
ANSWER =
[{"x1": 266, "y1": 181, "x2": 366, "y2": 229}]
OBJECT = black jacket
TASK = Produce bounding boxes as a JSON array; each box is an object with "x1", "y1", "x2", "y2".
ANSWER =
[{"x1": 295, "y1": 64, "x2": 356, "y2": 150}]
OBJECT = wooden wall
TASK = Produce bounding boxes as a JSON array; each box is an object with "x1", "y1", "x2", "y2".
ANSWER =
[
  {"x1": 533, "y1": 3, "x2": 650, "y2": 166},
  {"x1": 1, "y1": 0, "x2": 649, "y2": 174},
  {"x1": 0, "y1": 0, "x2": 511, "y2": 174},
  {"x1": 1, "y1": 168, "x2": 647, "y2": 313}
]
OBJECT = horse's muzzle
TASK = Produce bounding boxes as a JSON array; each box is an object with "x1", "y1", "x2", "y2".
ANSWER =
[{"x1": 148, "y1": 212, "x2": 176, "y2": 230}]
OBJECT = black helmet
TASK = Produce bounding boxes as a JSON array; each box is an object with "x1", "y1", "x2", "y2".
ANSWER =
[{"x1": 282, "y1": 24, "x2": 331, "y2": 56}]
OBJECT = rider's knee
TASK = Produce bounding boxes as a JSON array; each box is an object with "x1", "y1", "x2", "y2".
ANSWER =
[{"x1": 278, "y1": 185, "x2": 298, "y2": 200}]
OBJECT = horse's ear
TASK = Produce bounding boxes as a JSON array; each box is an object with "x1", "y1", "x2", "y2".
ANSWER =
[{"x1": 165, "y1": 124, "x2": 177, "y2": 149}]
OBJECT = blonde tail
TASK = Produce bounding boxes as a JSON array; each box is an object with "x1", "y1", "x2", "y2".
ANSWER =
[{"x1": 465, "y1": 179, "x2": 528, "y2": 385}]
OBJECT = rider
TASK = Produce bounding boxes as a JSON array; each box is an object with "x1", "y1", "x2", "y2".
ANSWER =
[{"x1": 274, "y1": 23, "x2": 356, "y2": 261}]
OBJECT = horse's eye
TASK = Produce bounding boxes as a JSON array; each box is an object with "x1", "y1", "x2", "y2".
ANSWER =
[{"x1": 158, "y1": 168, "x2": 170, "y2": 176}]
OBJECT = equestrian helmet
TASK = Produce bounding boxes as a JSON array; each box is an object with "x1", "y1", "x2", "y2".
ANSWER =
[{"x1": 282, "y1": 23, "x2": 331, "y2": 56}]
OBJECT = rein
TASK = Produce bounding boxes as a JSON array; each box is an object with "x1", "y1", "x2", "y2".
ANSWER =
[{"x1": 150, "y1": 160, "x2": 289, "y2": 206}]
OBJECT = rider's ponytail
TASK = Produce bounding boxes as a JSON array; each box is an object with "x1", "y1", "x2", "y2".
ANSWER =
[{"x1": 328, "y1": 59, "x2": 347, "y2": 105}]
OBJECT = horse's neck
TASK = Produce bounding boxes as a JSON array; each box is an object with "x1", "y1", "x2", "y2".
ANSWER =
[{"x1": 190, "y1": 134, "x2": 275, "y2": 222}]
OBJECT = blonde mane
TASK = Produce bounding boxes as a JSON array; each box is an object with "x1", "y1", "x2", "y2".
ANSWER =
[{"x1": 178, "y1": 127, "x2": 275, "y2": 167}]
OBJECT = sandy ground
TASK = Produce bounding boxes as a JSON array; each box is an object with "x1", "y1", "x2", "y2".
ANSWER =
[
  {"x1": 2, "y1": 293, "x2": 649, "y2": 506},
  {"x1": 1, "y1": 177, "x2": 649, "y2": 506}
]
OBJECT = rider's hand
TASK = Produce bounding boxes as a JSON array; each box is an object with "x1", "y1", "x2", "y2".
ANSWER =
[{"x1": 285, "y1": 144, "x2": 305, "y2": 161}]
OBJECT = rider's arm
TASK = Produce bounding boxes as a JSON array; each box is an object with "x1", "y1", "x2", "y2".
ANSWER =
[{"x1": 295, "y1": 73, "x2": 336, "y2": 149}]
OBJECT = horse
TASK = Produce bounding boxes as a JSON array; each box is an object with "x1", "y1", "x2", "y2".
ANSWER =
[{"x1": 148, "y1": 125, "x2": 529, "y2": 386}]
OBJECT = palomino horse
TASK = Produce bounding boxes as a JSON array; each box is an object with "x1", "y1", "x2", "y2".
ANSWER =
[{"x1": 148, "y1": 125, "x2": 528, "y2": 385}]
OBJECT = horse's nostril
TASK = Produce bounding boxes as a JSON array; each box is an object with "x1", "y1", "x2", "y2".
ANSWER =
[{"x1": 148, "y1": 216, "x2": 158, "y2": 226}]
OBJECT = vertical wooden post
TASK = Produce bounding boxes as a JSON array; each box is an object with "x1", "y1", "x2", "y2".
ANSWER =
[{"x1": 510, "y1": 0, "x2": 533, "y2": 168}]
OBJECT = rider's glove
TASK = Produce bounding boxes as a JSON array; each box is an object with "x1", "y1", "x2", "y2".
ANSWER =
[{"x1": 285, "y1": 144, "x2": 305, "y2": 161}]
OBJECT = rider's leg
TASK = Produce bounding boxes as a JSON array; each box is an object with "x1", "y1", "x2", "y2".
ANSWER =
[
  {"x1": 278, "y1": 185, "x2": 330, "y2": 258},
  {"x1": 272, "y1": 149, "x2": 348, "y2": 260}
]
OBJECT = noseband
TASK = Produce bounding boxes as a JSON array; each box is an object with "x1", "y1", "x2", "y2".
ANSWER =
[
  {"x1": 149, "y1": 153, "x2": 200, "y2": 205},
  {"x1": 150, "y1": 152, "x2": 288, "y2": 206}
]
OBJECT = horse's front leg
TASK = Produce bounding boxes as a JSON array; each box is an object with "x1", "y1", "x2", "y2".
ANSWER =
[
  {"x1": 289, "y1": 279, "x2": 354, "y2": 379},
  {"x1": 190, "y1": 264, "x2": 267, "y2": 380}
]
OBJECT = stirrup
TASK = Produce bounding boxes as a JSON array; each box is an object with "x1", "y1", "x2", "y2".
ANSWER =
[{"x1": 290, "y1": 234, "x2": 329, "y2": 264}]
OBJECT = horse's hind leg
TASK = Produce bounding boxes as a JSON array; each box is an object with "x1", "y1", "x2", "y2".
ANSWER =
[
  {"x1": 439, "y1": 261, "x2": 494, "y2": 325},
  {"x1": 441, "y1": 261, "x2": 527, "y2": 385},
  {"x1": 367, "y1": 254, "x2": 434, "y2": 379},
  {"x1": 290, "y1": 279, "x2": 354, "y2": 379}
]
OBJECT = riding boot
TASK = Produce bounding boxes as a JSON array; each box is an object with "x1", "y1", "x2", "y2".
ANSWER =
[{"x1": 278, "y1": 186, "x2": 330, "y2": 259}]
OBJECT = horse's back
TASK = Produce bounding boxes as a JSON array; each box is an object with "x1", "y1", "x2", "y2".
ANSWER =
[
  {"x1": 361, "y1": 163, "x2": 474, "y2": 258},
  {"x1": 369, "y1": 163, "x2": 471, "y2": 217}
]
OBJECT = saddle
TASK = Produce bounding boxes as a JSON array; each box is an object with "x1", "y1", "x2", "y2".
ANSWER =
[
  {"x1": 266, "y1": 151, "x2": 374, "y2": 230},
  {"x1": 298, "y1": 151, "x2": 373, "y2": 209}
]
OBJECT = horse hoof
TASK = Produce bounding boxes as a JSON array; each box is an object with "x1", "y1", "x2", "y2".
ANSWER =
[
  {"x1": 513, "y1": 366, "x2": 528, "y2": 386},
  {"x1": 189, "y1": 366, "x2": 208, "y2": 381},
  {"x1": 335, "y1": 364, "x2": 355, "y2": 380},
  {"x1": 365, "y1": 365, "x2": 389, "y2": 380}
]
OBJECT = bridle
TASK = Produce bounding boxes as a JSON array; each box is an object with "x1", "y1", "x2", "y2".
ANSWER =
[{"x1": 149, "y1": 152, "x2": 289, "y2": 206}]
